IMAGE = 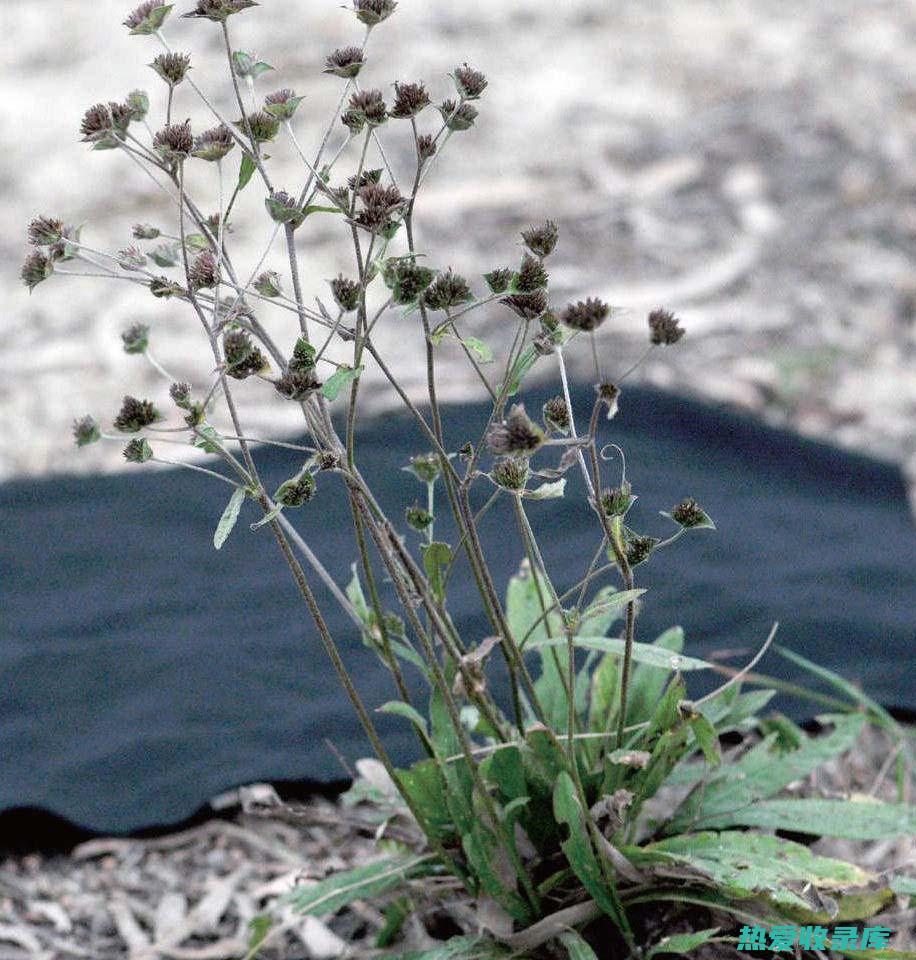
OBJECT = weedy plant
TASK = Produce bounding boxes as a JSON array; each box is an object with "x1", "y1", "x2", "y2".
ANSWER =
[{"x1": 25, "y1": 2, "x2": 916, "y2": 957}]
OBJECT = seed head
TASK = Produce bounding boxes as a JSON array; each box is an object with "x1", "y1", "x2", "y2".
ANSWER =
[
  {"x1": 348, "y1": 89, "x2": 387, "y2": 126},
  {"x1": 329, "y1": 275, "x2": 361, "y2": 312},
  {"x1": 275, "y1": 473, "x2": 316, "y2": 507},
  {"x1": 150, "y1": 52, "x2": 191, "y2": 86},
  {"x1": 265, "y1": 190, "x2": 305, "y2": 228},
  {"x1": 515, "y1": 253, "x2": 549, "y2": 293},
  {"x1": 254, "y1": 270, "x2": 282, "y2": 298},
  {"x1": 521, "y1": 219, "x2": 558, "y2": 258},
  {"x1": 492, "y1": 456, "x2": 529, "y2": 491},
  {"x1": 191, "y1": 124, "x2": 235, "y2": 162},
  {"x1": 21, "y1": 252, "x2": 53, "y2": 291},
  {"x1": 353, "y1": 182, "x2": 405, "y2": 232},
  {"x1": 341, "y1": 109, "x2": 365, "y2": 135},
  {"x1": 72, "y1": 415, "x2": 101, "y2": 447},
  {"x1": 123, "y1": 0, "x2": 173, "y2": 34},
  {"x1": 542, "y1": 396, "x2": 570, "y2": 434},
  {"x1": 318, "y1": 450, "x2": 341, "y2": 471},
  {"x1": 423, "y1": 269, "x2": 472, "y2": 310},
  {"x1": 80, "y1": 103, "x2": 113, "y2": 142},
  {"x1": 390, "y1": 260, "x2": 435, "y2": 305},
  {"x1": 348, "y1": 168, "x2": 382, "y2": 191},
  {"x1": 182, "y1": 0, "x2": 258, "y2": 21},
  {"x1": 153, "y1": 119, "x2": 193, "y2": 161},
  {"x1": 407, "y1": 453, "x2": 440, "y2": 484},
  {"x1": 405, "y1": 504, "x2": 433, "y2": 531},
  {"x1": 596, "y1": 381, "x2": 620, "y2": 419},
  {"x1": 486, "y1": 404, "x2": 544, "y2": 457},
  {"x1": 353, "y1": 0, "x2": 397, "y2": 27},
  {"x1": 121, "y1": 322, "x2": 150, "y2": 354},
  {"x1": 390, "y1": 81, "x2": 430, "y2": 119},
  {"x1": 324, "y1": 47, "x2": 365, "y2": 79},
  {"x1": 670, "y1": 497, "x2": 713, "y2": 529},
  {"x1": 133, "y1": 223, "x2": 160, "y2": 240},
  {"x1": 483, "y1": 267, "x2": 512, "y2": 294},
  {"x1": 126, "y1": 89, "x2": 150, "y2": 121},
  {"x1": 237, "y1": 110, "x2": 279, "y2": 143},
  {"x1": 223, "y1": 329, "x2": 267, "y2": 379},
  {"x1": 438, "y1": 99, "x2": 477, "y2": 131},
  {"x1": 626, "y1": 535, "x2": 658, "y2": 567},
  {"x1": 123, "y1": 438, "x2": 153, "y2": 463},
  {"x1": 149, "y1": 275, "x2": 184, "y2": 298},
  {"x1": 118, "y1": 246, "x2": 147, "y2": 271},
  {"x1": 648, "y1": 308, "x2": 685, "y2": 345},
  {"x1": 560, "y1": 297, "x2": 610, "y2": 332},
  {"x1": 28, "y1": 216, "x2": 64, "y2": 246},
  {"x1": 170, "y1": 382, "x2": 192, "y2": 408},
  {"x1": 264, "y1": 88, "x2": 303, "y2": 120},
  {"x1": 452, "y1": 64, "x2": 487, "y2": 100},
  {"x1": 275, "y1": 367, "x2": 322, "y2": 400},
  {"x1": 114, "y1": 396, "x2": 159, "y2": 432},
  {"x1": 501, "y1": 289, "x2": 548, "y2": 321},
  {"x1": 416, "y1": 133, "x2": 436, "y2": 161},
  {"x1": 188, "y1": 250, "x2": 219, "y2": 289},
  {"x1": 290, "y1": 337, "x2": 316, "y2": 371},
  {"x1": 109, "y1": 101, "x2": 135, "y2": 135},
  {"x1": 600, "y1": 481, "x2": 635, "y2": 518}
]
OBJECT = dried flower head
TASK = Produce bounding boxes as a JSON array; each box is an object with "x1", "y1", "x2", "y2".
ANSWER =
[
  {"x1": 123, "y1": 438, "x2": 153, "y2": 463},
  {"x1": 542, "y1": 396, "x2": 570, "y2": 434},
  {"x1": 416, "y1": 133, "x2": 437, "y2": 161},
  {"x1": 521, "y1": 220, "x2": 558, "y2": 258},
  {"x1": 133, "y1": 223, "x2": 161, "y2": 240},
  {"x1": 324, "y1": 47, "x2": 365, "y2": 79},
  {"x1": 354, "y1": 183, "x2": 405, "y2": 232},
  {"x1": 391, "y1": 82, "x2": 430, "y2": 119},
  {"x1": 423, "y1": 269, "x2": 472, "y2": 310},
  {"x1": 330, "y1": 275, "x2": 361, "y2": 312},
  {"x1": 265, "y1": 190, "x2": 305, "y2": 228},
  {"x1": 149, "y1": 276, "x2": 184, "y2": 298},
  {"x1": 72, "y1": 415, "x2": 101, "y2": 447},
  {"x1": 21, "y1": 251, "x2": 53, "y2": 291},
  {"x1": 501, "y1": 289, "x2": 548, "y2": 321},
  {"x1": 223, "y1": 330, "x2": 267, "y2": 379},
  {"x1": 264, "y1": 88, "x2": 303, "y2": 120},
  {"x1": 254, "y1": 270, "x2": 282, "y2": 298},
  {"x1": 126, "y1": 90, "x2": 150, "y2": 121},
  {"x1": 483, "y1": 267, "x2": 512, "y2": 294},
  {"x1": 452, "y1": 63, "x2": 488, "y2": 100},
  {"x1": 118, "y1": 246, "x2": 148, "y2": 271},
  {"x1": 80, "y1": 103, "x2": 114, "y2": 142},
  {"x1": 28, "y1": 216, "x2": 64, "y2": 246},
  {"x1": 596, "y1": 381, "x2": 620, "y2": 419},
  {"x1": 515, "y1": 253, "x2": 549, "y2": 293},
  {"x1": 182, "y1": 0, "x2": 258, "y2": 20},
  {"x1": 191, "y1": 124, "x2": 235, "y2": 162},
  {"x1": 275, "y1": 473, "x2": 316, "y2": 507},
  {"x1": 318, "y1": 450, "x2": 341, "y2": 471},
  {"x1": 348, "y1": 89, "x2": 387, "y2": 126},
  {"x1": 290, "y1": 337, "x2": 316, "y2": 371},
  {"x1": 114, "y1": 396, "x2": 159, "y2": 432},
  {"x1": 169, "y1": 382, "x2": 192, "y2": 408},
  {"x1": 153, "y1": 119, "x2": 193, "y2": 161},
  {"x1": 486, "y1": 404, "x2": 544, "y2": 457},
  {"x1": 121, "y1": 322, "x2": 150, "y2": 354},
  {"x1": 626, "y1": 535, "x2": 658, "y2": 567},
  {"x1": 492, "y1": 456, "x2": 529, "y2": 491},
  {"x1": 560, "y1": 297, "x2": 610, "y2": 332},
  {"x1": 236, "y1": 110, "x2": 279, "y2": 143},
  {"x1": 670, "y1": 497, "x2": 714, "y2": 529},
  {"x1": 124, "y1": 0, "x2": 173, "y2": 34},
  {"x1": 407, "y1": 453, "x2": 441, "y2": 484},
  {"x1": 353, "y1": 0, "x2": 397, "y2": 27},
  {"x1": 439, "y1": 99, "x2": 477, "y2": 131},
  {"x1": 150, "y1": 52, "x2": 191, "y2": 86},
  {"x1": 405, "y1": 505, "x2": 433, "y2": 532},
  {"x1": 348, "y1": 168, "x2": 383, "y2": 191},
  {"x1": 275, "y1": 367, "x2": 322, "y2": 400},
  {"x1": 340, "y1": 109, "x2": 365, "y2": 135},
  {"x1": 389, "y1": 260, "x2": 435, "y2": 304},
  {"x1": 188, "y1": 250, "x2": 219, "y2": 289},
  {"x1": 648, "y1": 307, "x2": 685, "y2": 346},
  {"x1": 601, "y1": 481, "x2": 635, "y2": 518}
]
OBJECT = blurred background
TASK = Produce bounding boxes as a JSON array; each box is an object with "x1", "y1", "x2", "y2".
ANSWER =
[{"x1": 3, "y1": 0, "x2": 916, "y2": 505}]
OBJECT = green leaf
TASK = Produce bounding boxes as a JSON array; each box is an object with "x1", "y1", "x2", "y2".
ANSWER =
[
  {"x1": 521, "y1": 478, "x2": 566, "y2": 500},
  {"x1": 397, "y1": 759, "x2": 454, "y2": 840},
  {"x1": 389, "y1": 936, "x2": 510, "y2": 960},
  {"x1": 504, "y1": 343, "x2": 538, "y2": 396},
  {"x1": 626, "y1": 626, "x2": 685, "y2": 724},
  {"x1": 421, "y1": 541, "x2": 451, "y2": 603},
  {"x1": 695, "y1": 797, "x2": 916, "y2": 839},
  {"x1": 321, "y1": 364, "x2": 362, "y2": 401},
  {"x1": 213, "y1": 487, "x2": 247, "y2": 550},
  {"x1": 346, "y1": 566, "x2": 372, "y2": 628},
  {"x1": 280, "y1": 855, "x2": 435, "y2": 915},
  {"x1": 193, "y1": 425, "x2": 223, "y2": 454},
  {"x1": 376, "y1": 898, "x2": 410, "y2": 948},
  {"x1": 237, "y1": 153, "x2": 257, "y2": 191},
  {"x1": 629, "y1": 831, "x2": 878, "y2": 914},
  {"x1": 688, "y1": 713, "x2": 721, "y2": 766},
  {"x1": 462, "y1": 336, "x2": 493, "y2": 363},
  {"x1": 379, "y1": 701, "x2": 429, "y2": 737},
  {"x1": 646, "y1": 928, "x2": 720, "y2": 959},
  {"x1": 558, "y1": 930, "x2": 600, "y2": 960},
  {"x1": 553, "y1": 771, "x2": 624, "y2": 923},
  {"x1": 246, "y1": 913, "x2": 272, "y2": 957},
  {"x1": 890, "y1": 875, "x2": 916, "y2": 896},
  {"x1": 528, "y1": 632, "x2": 712, "y2": 672}
]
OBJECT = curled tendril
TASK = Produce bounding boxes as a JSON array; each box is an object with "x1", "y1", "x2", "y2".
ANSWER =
[{"x1": 599, "y1": 442, "x2": 627, "y2": 484}]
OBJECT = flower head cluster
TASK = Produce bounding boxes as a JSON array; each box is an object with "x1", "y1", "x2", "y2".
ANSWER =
[
  {"x1": 123, "y1": 0, "x2": 173, "y2": 34},
  {"x1": 188, "y1": 251, "x2": 219, "y2": 289},
  {"x1": 72, "y1": 415, "x2": 101, "y2": 447},
  {"x1": 264, "y1": 88, "x2": 303, "y2": 120},
  {"x1": 522, "y1": 220, "x2": 558, "y2": 258},
  {"x1": 223, "y1": 330, "x2": 267, "y2": 379},
  {"x1": 648, "y1": 308, "x2": 685, "y2": 345},
  {"x1": 416, "y1": 134, "x2": 436, "y2": 161},
  {"x1": 275, "y1": 473, "x2": 317, "y2": 506},
  {"x1": 153, "y1": 120, "x2": 193, "y2": 161},
  {"x1": 330, "y1": 275, "x2": 361, "y2": 312},
  {"x1": 353, "y1": 183, "x2": 405, "y2": 232},
  {"x1": 28, "y1": 216, "x2": 64, "y2": 247},
  {"x1": 21, "y1": 252, "x2": 53, "y2": 291},
  {"x1": 353, "y1": 0, "x2": 397, "y2": 27},
  {"x1": 192, "y1": 125, "x2": 234, "y2": 162},
  {"x1": 123, "y1": 438, "x2": 153, "y2": 463},
  {"x1": 121, "y1": 323, "x2": 150, "y2": 354},
  {"x1": 114, "y1": 396, "x2": 159, "y2": 433},
  {"x1": 391, "y1": 82, "x2": 430, "y2": 119},
  {"x1": 439, "y1": 100, "x2": 477, "y2": 131},
  {"x1": 266, "y1": 190, "x2": 305, "y2": 228},
  {"x1": 150, "y1": 52, "x2": 190, "y2": 86},
  {"x1": 182, "y1": 0, "x2": 258, "y2": 21},
  {"x1": 486, "y1": 404, "x2": 544, "y2": 457},
  {"x1": 492, "y1": 456, "x2": 529, "y2": 491},
  {"x1": 502, "y1": 289, "x2": 548, "y2": 321},
  {"x1": 348, "y1": 89, "x2": 387, "y2": 126},
  {"x1": 670, "y1": 497, "x2": 712, "y2": 528},
  {"x1": 324, "y1": 47, "x2": 365, "y2": 78},
  {"x1": 452, "y1": 64, "x2": 487, "y2": 100},
  {"x1": 542, "y1": 396, "x2": 569, "y2": 434},
  {"x1": 560, "y1": 297, "x2": 610, "y2": 332},
  {"x1": 423, "y1": 270, "x2": 472, "y2": 310},
  {"x1": 275, "y1": 367, "x2": 322, "y2": 400}
]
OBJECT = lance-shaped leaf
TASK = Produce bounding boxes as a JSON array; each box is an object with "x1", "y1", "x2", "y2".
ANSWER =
[
  {"x1": 321, "y1": 364, "x2": 363, "y2": 401},
  {"x1": 213, "y1": 486, "x2": 247, "y2": 550},
  {"x1": 527, "y1": 632, "x2": 712, "y2": 672}
]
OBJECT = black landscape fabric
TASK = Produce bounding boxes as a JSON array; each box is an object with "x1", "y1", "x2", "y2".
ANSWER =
[{"x1": 1, "y1": 386, "x2": 914, "y2": 835}]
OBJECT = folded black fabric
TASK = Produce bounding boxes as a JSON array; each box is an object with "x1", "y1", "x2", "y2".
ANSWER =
[{"x1": 1, "y1": 386, "x2": 913, "y2": 834}]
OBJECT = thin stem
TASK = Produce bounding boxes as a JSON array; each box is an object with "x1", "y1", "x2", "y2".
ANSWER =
[{"x1": 150, "y1": 456, "x2": 237, "y2": 487}]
